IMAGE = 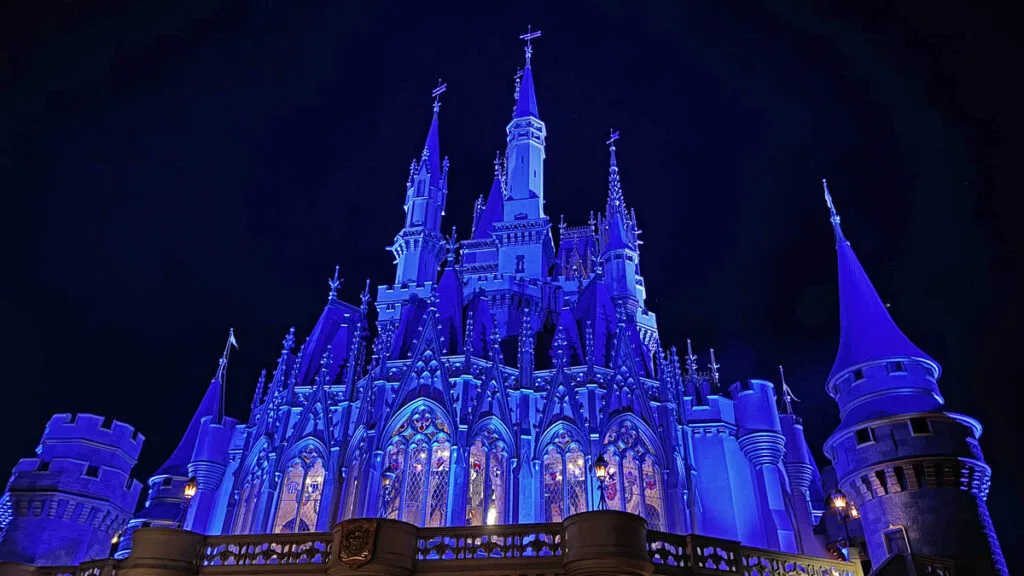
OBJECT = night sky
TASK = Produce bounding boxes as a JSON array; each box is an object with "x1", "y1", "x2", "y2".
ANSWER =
[{"x1": 1, "y1": 1, "x2": 1020, "y2": 567}]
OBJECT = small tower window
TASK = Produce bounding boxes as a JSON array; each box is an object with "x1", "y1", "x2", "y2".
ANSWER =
[
  {"x1": 37, "y1": 460, "x2": 50, "y2": 472},
  {"x1": 887, "y1": 361, "x2": 907, "y2": 374},
  {"x1": 852, "y1": 368, "x2": 865, "y2": 382},
  {"x1": 909, "y1": 417, "x2": 932, "y2": 435},
  {"x1": 855, "y1": 427, "x2": 875, "y2": 446},
  {"x1": 84, "y1": 465, "x2": 100, "y2": 478},
  {"x1": 883, "y1": 525, "x2": 911, "y2": 556},
  {"x1": 161, "y1": 478, "x2": 174, "y2": 488},
  {"x1": 515, "y1": 255, "x2": 526, "y2": 274}
]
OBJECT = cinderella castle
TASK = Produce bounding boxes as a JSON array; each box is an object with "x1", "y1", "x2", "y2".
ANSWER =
[{"x1": 0, "y1": 31, "x2": 1007, "y2": 576}]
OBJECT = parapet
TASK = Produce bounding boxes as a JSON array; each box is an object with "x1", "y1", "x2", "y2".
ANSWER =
[{"x1": 41, "y1": 414, "x2": 144, "y2": 461}]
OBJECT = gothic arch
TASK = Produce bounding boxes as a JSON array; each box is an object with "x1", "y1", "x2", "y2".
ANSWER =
[
  {"x1": 599, "y1": 417, "x2": 666, "y2": 530},
  {"x1": 379, "y1": 398, "x2": 453, "y2": 450},
  {"x1": 270, "y1": 441, "x2": 329, "y2": 533},
  {"x1": 232, "y1": 442, "x2": 270, "y2": 534},
  {"x1": 535, "y1": 421, "x2": 587, "y2": 460},
  {"x1": 536, "y1": 424, "x2": 589, "y2": 523},
  {"x1": 340, "y1": 434, "x2": 370, "y2": 521},
  {"x1": 465, "y1": 419, "x2": 514, "y2": 526},
  {"x1": 377, "y1": 403, "x2": 454, "y2": 527}
]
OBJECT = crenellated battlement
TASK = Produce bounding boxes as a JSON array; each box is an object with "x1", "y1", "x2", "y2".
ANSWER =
[{"x1": 41, "y1": 414, "x2": 143, "y2": 458}]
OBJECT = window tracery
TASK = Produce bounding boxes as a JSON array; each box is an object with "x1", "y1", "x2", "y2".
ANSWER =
[
  {"x1": 379, "y1": 406, "x2": 452, "y2": 527},
  {"x1": 233, "y1": 449, "x2": 268, "y2": 534},
  {"x1": 272, "y1": 444, "x2": 326, "y2": 533},
  {"x1": 541, "y1": 429, "x2": 588, "y2": 523},
  {"x1": 602, "y1": 420, "x2": 664, "y2": 530},
  {"x1": 465, "y1": 426, "x2": 508, "y2": 526}
]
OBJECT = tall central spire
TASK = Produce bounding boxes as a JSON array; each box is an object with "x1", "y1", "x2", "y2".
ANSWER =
[
  {"x1": 823, "y1": 179, "x2": 939, "y2": 387},
  {"x1": 514, "y1": 26, "x2": 541, "y2": 119}
]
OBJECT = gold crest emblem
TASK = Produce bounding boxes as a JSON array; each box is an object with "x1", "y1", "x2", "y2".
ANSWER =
[{"x1": 339, "y1": 519, "x2": 378, "y2": 569}]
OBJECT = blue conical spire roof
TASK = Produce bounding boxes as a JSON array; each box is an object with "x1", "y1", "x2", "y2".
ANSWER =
[
  {"x1": 473, "y1": 156, "x2": 504, "y2": 239},
  {"x1": 824, "y1": 180, "x2": 940, "y2": 384},
  {"x1": 420, "y1": 108, "x2": 442, "y2": 187},
  {"x1": 604, "y1": 132, "x2": 631, "y2": 253},
  {"x1": 155, "y1": 330, "x2": 234, "y2": 477},
  {"x1": 514, "y1": 65, "x2": 540, "y2": 119}
]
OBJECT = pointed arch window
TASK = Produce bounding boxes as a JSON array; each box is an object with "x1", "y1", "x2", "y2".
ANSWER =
[
  {"x1": 379, "y1": 407, "x2": 452, "y2": 527},
  {"x1": 602, "y1": 421, "x2": 665, "y2": 530},
  {"x1": 541, "y1": 429, "x2": 589, "y2": 523},
  {"x1": 342, "y1": 442, "x2": 367, "y2": 521},
  {"x1": 465, "y1": 426, "x2": 509, "y2": 526},
  {"x1": 272, "y1": 445, "x2": 326, "y2": 533},
  {"x1": 233, "y1": 450, "x2": 269, "y2": 534}
]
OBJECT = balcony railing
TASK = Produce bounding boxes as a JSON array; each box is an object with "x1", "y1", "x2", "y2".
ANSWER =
[{"x1": 14, "y1": 523, "x2": 864, "y2": 576}]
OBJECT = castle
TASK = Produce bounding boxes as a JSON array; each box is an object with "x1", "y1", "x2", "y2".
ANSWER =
[{"x1": 0, "y1": 31, "x2": 1007, "y2": 576}]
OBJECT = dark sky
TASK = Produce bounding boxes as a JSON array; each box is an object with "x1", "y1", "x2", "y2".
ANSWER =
[{"x1": 1, "y1": 0, "x2": 1020, "y2": 567}]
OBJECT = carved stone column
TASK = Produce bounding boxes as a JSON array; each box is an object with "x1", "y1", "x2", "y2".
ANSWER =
[
  {"x1": 328, "y1": 518, "x2": 417, "y2": 576},
  {"x1": 563, "y1": 510, "x2": 653, "y2": 576},
  {"x1": 117, "y1": 527, "x2": 205, "y2": 576}
]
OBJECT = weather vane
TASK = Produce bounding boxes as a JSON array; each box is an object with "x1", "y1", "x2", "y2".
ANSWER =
[
  {"x1": 607, "y1": 129, "x2": 620, "y2": 149},
  {"x1": 519, "y1": 25, "x2": 542, "y2": 65},
  {"x1": 432, "y1": 79, "x2": 447, "y2": 113}
]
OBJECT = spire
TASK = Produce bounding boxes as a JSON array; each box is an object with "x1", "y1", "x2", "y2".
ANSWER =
[
  {"x1": 360, "y1": 279, "x2": 372, "y2": 315},
  {"x1": 514, "y1": 26, "x2": 541, "y2": 119},
  {"x1": 823, "y1": 180, "x2": 940, "y2": 384},
  {"x1": 420, "y1": 80, "x2": 446, "y2": 184},
  {"x1": 778, "y1": 365, "x2": 799, "y2": 415},
  {"x1": 708, "y1": 348, "x2": 720, "y2": 388},
  {"x1": 685, "y1": 338, "x2": 698, "y2": 379},
  {"x1": 604, "y1": 130, "x2": 631, "y2": 253},
  {"x1": 271, "y1": 327, "x2": 296, "y2": 390},
  {"x1": 154, "y1": 328, "x2": 236, "y2": 477},
  {"x1": 251, "y1": 369, "x2": 267, "y2": 413},
  {"x1": 474, "y1": 153, "x2": 505, "y2": 241},
  {"x1": 489, "y1": 320, "x2": 505, "y2": 365},
  {"x1": 328, "y1": 266, "x2": 342, "y2": 301},
  {"x1": 315, "y1": 345, "x2": 334, "y2": 388},
  {"x1": 518, "y1": 306, "x2": 535, "y2": 379}
]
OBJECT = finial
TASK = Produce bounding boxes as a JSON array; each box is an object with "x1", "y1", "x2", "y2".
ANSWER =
[
  {"x1": 585, "y1": 320, "x2": 595, "y2": 370},
  {"x1": 360, "y1": 279, "x2": 372, "y2": 310},
  {"x1": 328, "y1": 265, "x2": 342, "y2": 301},
  {"x1": 447, "y1": 226, "x2": 458, "y2": 264},
  {"x1": 489, "y1": 318, "x2": 504, "y2": 365},
  {"x1": 708, "y1": 348, "x2": 720, "y2": 386},
  {"x1": 779, "y1": 365, "x2": 800, "y2": 414},
  {"x1": 552, "y1": 325, "x2": 569, "y2": 366},
  {"x1": 251, "y1": 369, "x2": 267, "y2": 411},
  {"x1": 822, "y1": 178, "x2": 847, "y2": 245},
  {"x1": 607, "y1": 129, "x2": 620, "y2": 153},
  {"x1": 519, "y1": 25, "x2": 542, "y2": 66},
  {"x1": 282, "y1": 327, "x2": 296, "y2": 354},
  {"x1": 431, "y1": 79, "x2": 447, "y2": 113},
  {"x1": 559, "y1": 214, "x2": 566, "y2": 234},
  {"x1": 685, "y1": 338, "x2": 698, "y2": 377}
]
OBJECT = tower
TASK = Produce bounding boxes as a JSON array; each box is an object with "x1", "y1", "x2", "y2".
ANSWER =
[
  {"x1": 496, "y1": 27, "x2": 554, "y2": 278},
  {"x1": 0, "y1": 414, "x2": 143, "y2": 566},
  {"x1": 820, "y1": 180, "x2": 1007, "y2": 575},
  {"x1": 599, "y1": 131, "x2": 645, "y2": 318},
  {"x1": 389, "y1": 82, "x2": 450, "y2": 286}
]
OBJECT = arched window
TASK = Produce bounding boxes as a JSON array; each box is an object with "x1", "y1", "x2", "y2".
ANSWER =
[
  {"x1": 342, "y1": 443, "x2": 367, "y2": 521},
  {"x1": 272, "y1": 445, "x2": 326, "y2": 533},
  {"x1": 465, "y1": 426, "x2": 509, "y2": 526},
  {"x1": 378, "y1": 407, "x2": 452, "y2": 527},
  {"x1": 233, "y1": 449, "x2": 269, "y2": 534},
  {"x1": 541, "y1": 429, "x2": 588, "y2": 523},
  {"x1": 602, "y1": 420, "x2": 665, "y2": 530}
]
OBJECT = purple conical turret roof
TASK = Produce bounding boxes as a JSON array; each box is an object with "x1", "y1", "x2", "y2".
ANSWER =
[
  {"x1": 514, "y1": 65, "x2": 540, "y2": 119},
  {"x1": 420, "y1": 108, "x2": 442, "y2": 188},
  {"x1": 473, "y1": 164, "x2": 504, "y2": 240},
  {"x1": 824, "y1": 180, "x2": 940, "y2": 384},
  {"x1": 155, "y1": 375, "x2": 221, "y2": 477}
]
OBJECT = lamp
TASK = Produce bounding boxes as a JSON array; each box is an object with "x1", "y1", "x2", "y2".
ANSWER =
[
  {"x1": 594, "y1": 455, "x2": 609, "y2": 511},
  {"x1": 830, "y1": 490, "x2": 847, "y2": 511},
  {"x1": 184, "y1": 477, "x2": 199, "y2": 500}
]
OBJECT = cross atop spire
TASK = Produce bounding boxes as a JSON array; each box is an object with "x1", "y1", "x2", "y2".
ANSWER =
[
  {"x1": 822, "y1": 178, "x2": 847, "y2": 245},
  {"x1": 328, "y1": 265, "x2": 342, "y2": 301},
  {"x1": 432, "y1": 79, "x2": 447, "y2": 113},
  {"x1": 519, "y1": 25, "x2": 542, "y2": 67}
]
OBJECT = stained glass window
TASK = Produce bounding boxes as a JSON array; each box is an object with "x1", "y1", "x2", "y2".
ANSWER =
[
  {"x1": 601, "y1": 420, "x2": 665, "y2": 528},
  {"x1": 380, "y1": 407, "x2": 453, "y2": 527},
  {"x1": 566, "y1": 445, "x2": 587, "y2": 517},
  {"x1": 466, "y1": 439, "x2": 487, "y2": 525},
  {"x1": 234, "y1": 482, "x2": 252, "y2": 533},
  {"x1": 642, "y1": 458, "x2": 664, "y2": 530},
  {"x1": 465, "y1": 429, "x2": 508, "y2": 526},
  {"x1": 233, "y1": 450, "x2": 268, "y2": 534},
  {"x1": 543, "y1": 446, "x2": 564, "y2": 522},
  {"x1": 272, "y1": 445, "x2": 325, "y2": 533}
]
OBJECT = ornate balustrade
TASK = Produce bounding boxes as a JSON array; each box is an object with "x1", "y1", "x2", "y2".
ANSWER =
[
  {"x1": 200, "y1": 532, "x2": 331, "y2": 568},
  {"x1": 647, "y1": 530, "x2": 862, "y2": 576},
  {"x1": 416, "y1": 522, "x2": 563, "y2": 560},
  {"x1": 8, "y1": 517, "x2": 875, "y2": 576}
]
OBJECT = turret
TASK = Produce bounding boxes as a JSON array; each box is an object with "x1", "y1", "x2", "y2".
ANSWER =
[
  {"x1": 0, "y1": 414, "x2": 144, "y2": 566},
  {"x1": 820, "y1": 180, "x2": 1007, "y2": 575},
  {"x1": 599, "y1": 131, "x2": 646, "y2": 318},
  {"x1": 496, "y1": 27, "x2": 554, "y2": 279},
  {"x1": 389, "y1": 83, "x2": 450, "y2": 285},
  {"x1": 728, "y1": 378, "x2": 797, "y2": 552},
  {"x1": 116, "y1": 329, "x2": 239, "y2": 559}
]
